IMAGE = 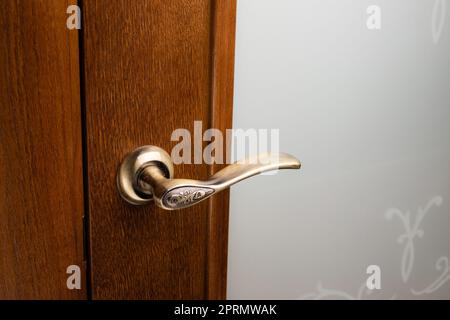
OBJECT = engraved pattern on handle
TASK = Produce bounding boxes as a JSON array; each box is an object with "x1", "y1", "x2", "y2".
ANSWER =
[{"x1": 163, "y1": 186, "x2": 215, "y2": 209}]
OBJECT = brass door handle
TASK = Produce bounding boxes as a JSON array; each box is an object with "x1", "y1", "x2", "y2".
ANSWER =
[{"x1": 117, "y1": 145, "x2": 301, "y2": 210}]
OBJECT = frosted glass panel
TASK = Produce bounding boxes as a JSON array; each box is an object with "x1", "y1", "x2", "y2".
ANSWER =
[{"x1": 228, "y1": 0, "x2": 450, "y2": 299}]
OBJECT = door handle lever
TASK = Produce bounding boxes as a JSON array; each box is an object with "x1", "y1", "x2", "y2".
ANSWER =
[{"x1": 117, "y1": 145, "x2": 301, "y2": 210}]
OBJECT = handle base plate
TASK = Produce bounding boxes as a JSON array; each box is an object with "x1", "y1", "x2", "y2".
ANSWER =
[{"x1": 116, "y1": 146, "x2": 174, "y2": 205}]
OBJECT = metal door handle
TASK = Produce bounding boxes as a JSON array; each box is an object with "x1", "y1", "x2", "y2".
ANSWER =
[{"x1": 117, "y1": 145, "x2": 301, "y2": 210}]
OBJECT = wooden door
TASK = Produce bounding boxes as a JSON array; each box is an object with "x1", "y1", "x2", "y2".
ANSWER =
[
  {"x1": 1, "y1": 0, "x2": 236, "y2": 300},
  {"x1": 81, "y1": 0, "x2": 236, "y2": 299}
]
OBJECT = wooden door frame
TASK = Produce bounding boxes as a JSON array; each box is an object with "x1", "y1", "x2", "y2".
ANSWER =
[
  {"x1": 207, "y1": 0, "x2": 237, "y2": 300},
  {"x1": 82, "y1": 0, "x2": 236, "y2": 299},
  {"x1": 0, "y1": 0, "x2": 86, "y2": 299}
]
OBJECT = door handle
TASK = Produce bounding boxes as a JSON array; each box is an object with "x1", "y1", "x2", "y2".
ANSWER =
[{"x1": 117, "y1": 145, "x2": 301, "y2": 210}]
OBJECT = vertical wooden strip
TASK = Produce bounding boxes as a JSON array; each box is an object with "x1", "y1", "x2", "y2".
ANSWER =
[
  {"x1": 0, "y1": 0, "x2": 86, "y2": 299},
  {"x1": 207, "y1": 0, "x2": 237, "y2": 299}
]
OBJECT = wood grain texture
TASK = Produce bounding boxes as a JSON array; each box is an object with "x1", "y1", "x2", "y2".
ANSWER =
[
  {"x1": 207, "y1": 0, "x2": 237, "y2": 300},
  {"x1": 82, "y1": 0, "x2": 236, "y2": 299},
  {"x1": 0, "y1": 0, "x2": 86, "y2": 299}
]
